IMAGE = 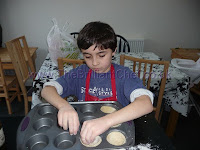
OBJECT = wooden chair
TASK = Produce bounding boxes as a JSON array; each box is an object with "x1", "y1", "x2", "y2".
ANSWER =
[
  {"x1": 5, "y1": 36, "x2": 36, "y2": 114},
  {"x1": 70, "y1": 32, "x2": 130, "y2": 53},
  {"x1": 57, "y1": 57, "x2": 85, "y2": 102},
  {"x1": 57, "y1": 57, "x2": 85, "y2": 76},
  {"x1": 120, "y1": 54, "x2": 169, "y2": 122},
  {"x1": 116, "y1": 34, "x2": 130, "y2": 53},
  {"x1": 0, "y1": 58, "x2": 22, "y2": 114}
]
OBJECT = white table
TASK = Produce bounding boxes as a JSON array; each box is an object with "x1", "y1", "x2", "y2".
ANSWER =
[{"x1": 32, "y1": 52, "x2": 190, "y2": 117}]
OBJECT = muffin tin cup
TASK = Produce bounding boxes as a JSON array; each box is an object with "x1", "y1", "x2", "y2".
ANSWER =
[{"x1": 17, "y1": 101, "x2": 135, "y2": 150}]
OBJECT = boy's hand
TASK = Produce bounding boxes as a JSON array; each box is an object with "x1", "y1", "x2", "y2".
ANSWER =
[
  {"x1": 80, "y1": 117, "x2": 110, "y2": 145},
  {"x1": 57, "y1": 105, "x2": 80, "y2": 135}
]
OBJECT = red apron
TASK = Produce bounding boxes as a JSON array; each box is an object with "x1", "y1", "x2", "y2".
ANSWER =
[{"x1": 85, "y1": 64, "x2": 117, "y2": 101}]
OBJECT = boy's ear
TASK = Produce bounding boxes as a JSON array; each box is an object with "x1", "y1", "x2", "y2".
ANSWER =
[{"x1": 112, "y1": 48, "x2": 117, "y2": 56}]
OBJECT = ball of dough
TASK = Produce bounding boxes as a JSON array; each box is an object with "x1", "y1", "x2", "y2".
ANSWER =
[{"x1": 80, "y1": 136, "x2": 102, "y2": 147}]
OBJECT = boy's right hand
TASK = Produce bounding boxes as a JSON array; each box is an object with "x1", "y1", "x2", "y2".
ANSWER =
[{"x1": 57, "y1": 104, "x2": 80, "y2": 135}]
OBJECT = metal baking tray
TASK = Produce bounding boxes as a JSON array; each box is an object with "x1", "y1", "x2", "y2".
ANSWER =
[{"x1": 17, "y1": 101, "x2": 135, "y2": 150}]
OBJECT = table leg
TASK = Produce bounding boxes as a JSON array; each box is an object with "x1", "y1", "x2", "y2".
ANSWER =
[{"x1": 166, "y1": 108, "x2": 179, "y2": 137}]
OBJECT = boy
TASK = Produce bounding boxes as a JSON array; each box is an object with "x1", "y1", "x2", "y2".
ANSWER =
[{"x1": 41, "y1": 21, "x2": 153, "y2": 145}]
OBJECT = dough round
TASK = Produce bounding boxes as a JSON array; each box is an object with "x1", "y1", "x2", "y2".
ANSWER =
[
  {"x1": 111, "y1": 123, "x2": 121, "y2": 128},
  {"x1": 80, "y1": 136, "x2": 102, "y2": 147},
  {"x1": 106, "y1": 131, "x2": 126, "y2": 146},
  {"x1": 100, "y1": 105, "x2": 116, "y2": 113}
]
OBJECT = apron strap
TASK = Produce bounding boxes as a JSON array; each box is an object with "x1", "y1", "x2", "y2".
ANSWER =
[
  {"x1": 85, "y1": 69, "x2": 92, "y2": 100},
  {"x1": 85, "y1": 64, "x2": 117, "y2": 101}
]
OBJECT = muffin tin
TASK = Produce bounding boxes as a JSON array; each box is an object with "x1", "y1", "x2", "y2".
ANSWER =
[{"x1": 17, "y1": 101, "x2": 135, "y2": 150}]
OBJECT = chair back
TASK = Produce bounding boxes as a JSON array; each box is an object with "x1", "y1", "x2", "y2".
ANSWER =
[
  {"x1": 0, "y1": 58, "x2": 21, "y2": 114},
  {"x1": 5, "y1": 35, "x2": 35, "y2": 114},
  {"x1": 57, "y1": 57, "x2": 85, "y2": 76},
  {"x1": 6, "y1": 36, "x2": 35, "y2": 81},
  {"x1": 116, "y1": 34, "x2": 130, "y2": 53},
  {"x1": 120, "y1": 54, "x2": 169, "y2": 122},
  {"x1": 70, "y1": 32, "x2": 79, "y2": 39}
]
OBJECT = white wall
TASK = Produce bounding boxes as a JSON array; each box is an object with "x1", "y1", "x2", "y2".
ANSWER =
[{"x1": 0, "y1": 0, "x2": 200, "y2": 71}]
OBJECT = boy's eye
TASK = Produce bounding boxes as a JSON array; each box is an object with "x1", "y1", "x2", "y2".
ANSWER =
[
  {"x1": 84, "y1": 55, "x2": 91, "y2": 59},
  {"x1": 99, "y1": 55, "x2": 105, "y2": 57}
]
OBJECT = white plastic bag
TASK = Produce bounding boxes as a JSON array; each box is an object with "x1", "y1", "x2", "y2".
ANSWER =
[{"x1": 47, "y1": 18, "x2": 79, "y2": 65}]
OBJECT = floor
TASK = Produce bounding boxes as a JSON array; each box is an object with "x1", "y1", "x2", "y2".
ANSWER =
[
  {"x1": 159, "y1": 92, "x2": 200, "y2": 150},
  {"x1": 168, "y1": 92, "x2": 200, "y2": 150},
  {"x1": 170, "y1": 107, "x2": 200, "y2": 150},
  {"x1": 0, "y1": 93, "x2": 200, "y2": 150}
]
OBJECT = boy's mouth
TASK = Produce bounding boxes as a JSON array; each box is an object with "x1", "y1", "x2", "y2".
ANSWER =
[{"x1": 93, "y1": 68, "x2": 100, "y2": 72}]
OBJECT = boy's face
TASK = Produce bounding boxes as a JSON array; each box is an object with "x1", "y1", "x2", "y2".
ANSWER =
[{"x1": 82, "y1": 44, "x2": 116, "y2": 73}]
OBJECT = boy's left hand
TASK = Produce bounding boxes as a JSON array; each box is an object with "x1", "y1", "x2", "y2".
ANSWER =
[{"x1": 80, "y1": 117, "x2": 110, "y2": 145}]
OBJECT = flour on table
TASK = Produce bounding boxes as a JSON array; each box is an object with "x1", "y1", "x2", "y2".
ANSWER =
[{"x1": 116, "y1": 143, "x2": 159, "y2": 150}]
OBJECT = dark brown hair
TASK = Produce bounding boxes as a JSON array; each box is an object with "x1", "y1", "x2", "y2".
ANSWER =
[{"x1": 77, "y1": 21, "x2": 117, "y2": 52}]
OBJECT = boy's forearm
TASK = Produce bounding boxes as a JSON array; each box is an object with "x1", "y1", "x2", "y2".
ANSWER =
[
  {"x1": 41, "y1": 86, "x2": 70, "y2": 109},
  {"x1": 102, "y1": 95, "x2": 153, "y2": 127}
]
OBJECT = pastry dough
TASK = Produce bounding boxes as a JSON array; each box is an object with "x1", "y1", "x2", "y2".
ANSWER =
[
  {"x1": 100, "y1": 106, "x2": 116, "y2": 113},
  {"x1": 112, "y1": 123, "x2": 121, "y2": 128},
  {"x1": 81, "y1": 136, "x2": 102, "y2": 147},
  {"x1": 106, "y1": 131, "x2": 126, "y2": 146}
]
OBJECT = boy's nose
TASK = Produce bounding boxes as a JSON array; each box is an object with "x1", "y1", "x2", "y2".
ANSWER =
[{"x1": 92, "y1": 58, "x2": 99, "y2": 66}]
